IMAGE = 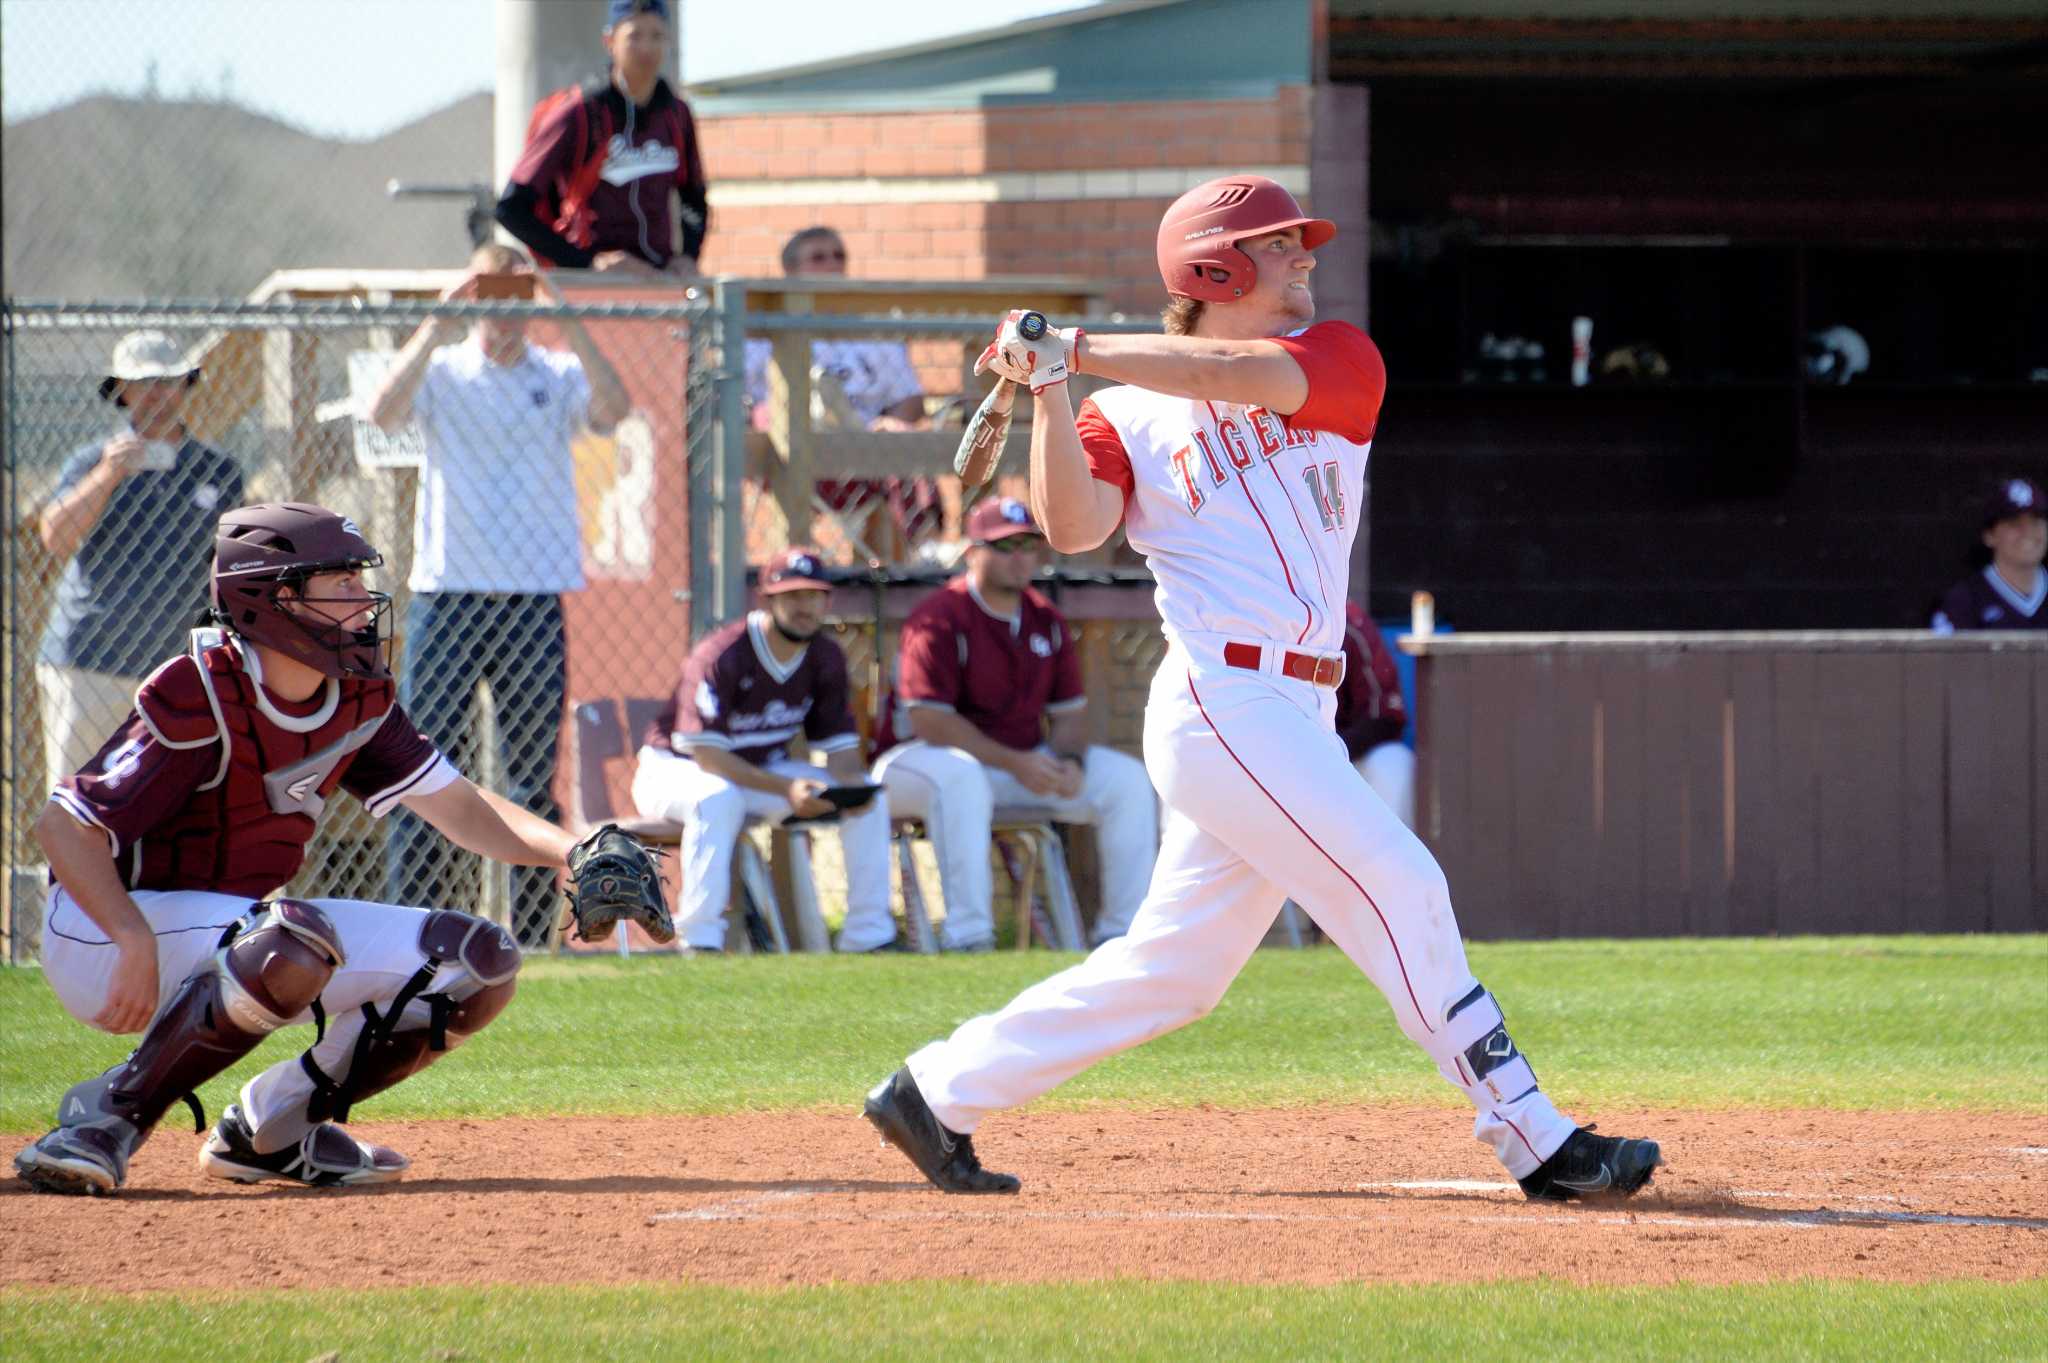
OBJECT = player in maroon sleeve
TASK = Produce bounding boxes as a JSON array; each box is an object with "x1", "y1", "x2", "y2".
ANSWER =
[
  {"x1": 15, "y1": 503, "x2": 607, "y2": 1197},
  {"x1": 493, "y1": 0, "x2": 708, "y2": 275},
  {"x1": 1334, "y1": 604, "x2": 1414, "y2": 828},
  {"x1": 631, "y1": 547, "x2": 896, "y2": 952},
  {"x1": 871, "y1": 498, "x2": 1158, "y2": 951},
  {"x1": 1931, "y1": 477, "x2": 2046, "y2": 633}
]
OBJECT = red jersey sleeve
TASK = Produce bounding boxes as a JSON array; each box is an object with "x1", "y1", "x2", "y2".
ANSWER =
[
  {"x1": 896, "y1": 603, "x2": 964, "y2": 709},
  {"x1": 804, "y1": 640, "x2": 862, "y2": 753},
  {"x1": 1076, "y1": 397, "x2": 1134, "y2": 502},
  {"x1": 507, "y1": 97, "x2": 584, "y2": 194},
  {"x1": 670, "y1": 638, "x2": 739, "y2": 751},
  {"x1": 50, "y1": 713, "x2": 215, "y2": 861},
  {"x1": 343, "y1": 704, "x2": 457, "y2": 817},
  {"x1": 1272, "y1": 321, "x2": 1386, "y2": 444}
]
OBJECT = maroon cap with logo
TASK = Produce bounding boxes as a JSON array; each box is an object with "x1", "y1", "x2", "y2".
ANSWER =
[
  {"x1": 965, "y1": 497, "x2": 1042, "y2": 544},
  {"x1": 1984, "y1": 477, "x2": 2046, "y2": 528},
  {"x1": 760, "y1": 546, "x2": 833, "y2": 595}
]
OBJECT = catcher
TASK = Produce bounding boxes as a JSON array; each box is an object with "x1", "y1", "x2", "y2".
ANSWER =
[{"x1": 14, "y1": 501, "x2": 671, "y2": 1196}]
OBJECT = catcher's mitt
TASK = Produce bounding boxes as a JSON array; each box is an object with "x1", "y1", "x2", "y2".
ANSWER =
[{"x1": 564, "y1": 824, "x2": 675, "y2": 945}]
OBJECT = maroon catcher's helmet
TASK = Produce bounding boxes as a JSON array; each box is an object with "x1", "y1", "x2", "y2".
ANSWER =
[
  {"x1": 212, "y1": 503, "x2": 392, "y2": 679},
  {"x1": 1156, "y1": 176, "x2": 1335, "y2": 303}
]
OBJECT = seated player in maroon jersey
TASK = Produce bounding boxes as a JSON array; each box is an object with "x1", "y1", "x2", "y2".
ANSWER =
[
  {"x1": 631, "y1": 547, "x2": 897, "y2": 952},
  {"x1": 15, "y1": 502, "x2": 590, "y2": 1196},
  {"x1": 871, "y1": 499, "x2": 1158, "y2": 950},
  {"x1": 1931, "y1": 477, "x2": 2046, "y2": 633}
]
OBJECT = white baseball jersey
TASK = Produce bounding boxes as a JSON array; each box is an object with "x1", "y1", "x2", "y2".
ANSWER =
[{"x1": 1077, "y1": 321, "x2": 1387, "y2": 653}]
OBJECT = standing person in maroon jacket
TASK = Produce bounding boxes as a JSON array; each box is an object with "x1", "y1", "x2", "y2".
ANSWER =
[
  {"x1": 871, "y1": 499, "x2": 1158, "y2": 951},
  {"x1": 1334, "y1": 603, "x2": 1414, "y2": 828},
  {"x1": 14, "y1": 504, "x2": 586, "y2": 1197},
  {"x1": 631, "y1": 548, "x2": 898, "y2": 953},
  {"x1": 495, "y1": 0, "x2": 708, "y2": 276},
  {"x1": 1931, "y1": 477, "x2": 2046, "y2": 633}
]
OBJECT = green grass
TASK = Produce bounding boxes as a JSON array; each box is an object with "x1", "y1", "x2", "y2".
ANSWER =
[
  {"x1": 3, "y1": 1279, "x2": 2043, "y2": 1362},
  {"x1": 2, "y1": 934, "x2": 2042, "y2": 1131}
]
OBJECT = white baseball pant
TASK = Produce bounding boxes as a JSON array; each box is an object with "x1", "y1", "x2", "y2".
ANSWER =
[
  {"x1": 904, "y1": 634, "x2": 1579, "y2": 1179},
  {"x1": 631, "y1": 745, "x2": 895, "y2": 952},
  {"x1": 874, "y1": 740, "x2": 1158, "y2": 949},
  {"x1": 38, "y1": 884, "x2": 502, "y2": 1154}
]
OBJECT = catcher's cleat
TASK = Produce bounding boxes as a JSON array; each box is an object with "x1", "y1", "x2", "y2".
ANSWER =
[
  {"x1": 864, "y1": 1067, "x2": 1019, "y2": 1194},
  {"x1": 199, "y1": 1104, "x2": 409, "y2": 1187},
  {"x1": 13, "y1": 1126, "x2": 126, "y2": 1196},
  {"x1": 1517, "y1": 1124, "x2": 1665, "y2": 1202}
]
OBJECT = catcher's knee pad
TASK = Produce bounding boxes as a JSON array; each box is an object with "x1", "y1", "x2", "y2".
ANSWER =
[
  {"x1": 1430, "y1": 982, "x2": 1541, "y2": 1109},
  {"x1": 300, "y1": 912, "x2": 517, "y2": 1123},
  {"x1": 54, "y1": 903, "x2": 340, "y2": 1151},
  {"x1": 219, "y1": 899, "x2": 346, "y2": 1033}
]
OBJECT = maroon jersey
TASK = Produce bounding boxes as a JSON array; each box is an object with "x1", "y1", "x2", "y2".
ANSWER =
[
  {"x1": 875, "y1": 577, "x2": 1085, "y2": 754},
  {"x1": 49, "y1": 631, "x2": 453, "y2": 898},
  {"x1": 1932, "y1": 566, "x2": 2047, "y2": 632},
  {"x1": 1334, "y1": 603, "x2": 1408, "y2": 760},
  {"x1": 646, "y1": 613, "x2": 860, "y2": 767}
]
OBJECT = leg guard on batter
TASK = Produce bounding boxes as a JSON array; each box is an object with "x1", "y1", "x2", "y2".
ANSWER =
[
  {"x1": 1422, "y1": 981, "x2": 1577, "y2": 1178},
  {"x1": 295, "y1": 910, "x2": 520, "y2": 1128},
  {"x1": 13, "y1": 900, "x2": 342, "y2": 1195}
]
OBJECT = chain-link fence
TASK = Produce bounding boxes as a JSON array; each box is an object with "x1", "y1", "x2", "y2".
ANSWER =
[{"x1": 5, "y1": 295, "x2": 724, "y2": 952}]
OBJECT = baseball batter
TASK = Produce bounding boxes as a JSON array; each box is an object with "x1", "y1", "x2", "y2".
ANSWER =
[
  {"x1": 14, "y1": 502, "x2": 581, "y2": 1196},
  {"x1": 864, "y1": 176, "x2": 1664, "y2": 1201}
]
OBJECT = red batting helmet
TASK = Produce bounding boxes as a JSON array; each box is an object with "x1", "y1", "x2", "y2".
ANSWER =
[
  {"x1": 212, "y1": 502, "x2": 393, "y2": 679},
  {"x1": 1156, "y1": 176, "x2": 1336, "y2": 303}
]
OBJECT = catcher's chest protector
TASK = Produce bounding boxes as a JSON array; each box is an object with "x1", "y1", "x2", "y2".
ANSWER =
[{"x1": 130, "y1": 637, "x2": 395, "y2": 897}]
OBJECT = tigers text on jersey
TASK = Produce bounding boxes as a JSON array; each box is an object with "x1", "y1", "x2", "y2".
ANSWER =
[{"x1": 1078, "y1": 321, "x2": 1386, "y2": 654}]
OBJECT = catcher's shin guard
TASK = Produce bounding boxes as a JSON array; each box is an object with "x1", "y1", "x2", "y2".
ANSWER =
[
  {"x1": 300, "y1": 910, "x2": 519, "y2": 1124},
  {"x1": 14, "y1": 900, "x2": 342, "y2": 1196}
]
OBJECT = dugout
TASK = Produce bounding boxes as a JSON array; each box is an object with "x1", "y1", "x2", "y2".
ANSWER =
[{"x1": 693, "y1": 0, "x2": 2047, "y2": 631}]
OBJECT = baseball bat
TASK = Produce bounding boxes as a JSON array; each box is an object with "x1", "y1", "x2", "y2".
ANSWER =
[{"x1": 952, "y1": 310, "x2": 1048, "y2": 490}]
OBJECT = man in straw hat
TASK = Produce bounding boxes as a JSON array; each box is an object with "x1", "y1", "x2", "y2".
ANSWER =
[{"x1": 36, "y1": 330, "x2": 243, "y2": 791}]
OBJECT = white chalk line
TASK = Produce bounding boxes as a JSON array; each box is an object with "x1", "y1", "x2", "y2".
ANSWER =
[{"x1": 648, "y1": 1184, "x2": 2048, "y2": 1232}]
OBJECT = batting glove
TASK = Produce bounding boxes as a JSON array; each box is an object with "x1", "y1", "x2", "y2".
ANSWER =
[{"x1": 974, "y1": 309, "x2": 1084, "y2": 395}]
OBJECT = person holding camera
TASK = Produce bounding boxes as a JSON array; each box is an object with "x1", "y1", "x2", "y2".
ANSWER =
[
  {"x1": 631, "y1": 548, "x2": 898, "y2": 954},
  {"x1": 35, "y1": 331, "x2": 243, "y2": 792},
  {"x1": 366, "y1": 242, "x2": 629, "y2": 946}
]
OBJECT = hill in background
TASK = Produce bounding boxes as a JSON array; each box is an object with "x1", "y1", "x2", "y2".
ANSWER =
[{"x1": 2, "y1": 92, "x2": 492, "y2": 299}]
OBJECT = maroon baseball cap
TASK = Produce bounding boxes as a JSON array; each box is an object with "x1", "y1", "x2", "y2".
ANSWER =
[
  {"x1": 965, "y1": 497, "x2": 1042, "y2": 544},
  {"x1": 1984, "y1": 477, "x2": 2045, "y2": 527},
  {"x1": 759, "y1": 546, "x2": 832, "y2": 594}
]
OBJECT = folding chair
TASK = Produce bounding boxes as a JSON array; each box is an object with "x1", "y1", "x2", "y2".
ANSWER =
[{"x1": 891, "y1": 810, "x2": 1086, "y2": 953}]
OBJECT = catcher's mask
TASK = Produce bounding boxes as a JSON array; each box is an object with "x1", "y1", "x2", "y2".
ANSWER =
[{"x1": 212, "y1": 502, "x2": 393, "y2": 680}]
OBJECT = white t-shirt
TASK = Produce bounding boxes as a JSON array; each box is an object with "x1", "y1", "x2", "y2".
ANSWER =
[
  {"x1": 743, "y1": 337, "x2": 922, "y2": 425},
  {"x1": 1077, "y1": 322, "x2": 1387, "y2": 653},
  {"x1": 409, "y1": 339, "x2": 591, "y2": 593}
]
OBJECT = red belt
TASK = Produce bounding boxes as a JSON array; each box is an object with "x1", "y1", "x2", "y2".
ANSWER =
[{"x1": 1222, "y1": 641, "x2": 1344, "y2": 688}]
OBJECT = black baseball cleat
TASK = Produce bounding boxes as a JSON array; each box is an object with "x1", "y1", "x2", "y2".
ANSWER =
[
  {"x1": 863, "y1": 1067, "x2": 1019, "y2": 1194},
  {"x1": 1518, "y1": 1124, "x2": 1665, "y2": 1202}
]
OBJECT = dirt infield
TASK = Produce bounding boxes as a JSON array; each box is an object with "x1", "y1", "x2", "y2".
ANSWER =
[{"x1": 4, "y1": 1107, "x2": 2044, "y2": 1292}]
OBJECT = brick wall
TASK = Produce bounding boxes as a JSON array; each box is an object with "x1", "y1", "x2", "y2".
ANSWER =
[{"x1": 695, "y1": 88, "x2": 1319, "y2": 313}]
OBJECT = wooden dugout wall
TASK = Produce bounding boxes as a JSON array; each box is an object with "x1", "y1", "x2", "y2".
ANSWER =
[{"x1": 1409, "y1": 633, "x2": 2048, "y2": 939}]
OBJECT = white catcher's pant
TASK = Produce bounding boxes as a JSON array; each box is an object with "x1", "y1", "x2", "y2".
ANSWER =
[
  {"x1": 874, "y1": 740, "x2": 1158, "y2": 949},
  {"x1": 39, "y1": 884, "x2": 501, "y2": 1154},
  {"x1": 632, "y1": 746, "x2": 895, "y2": 952},
  {"x1": 905, "y1": 636, "x2": 1579, "y2": 1178}
]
